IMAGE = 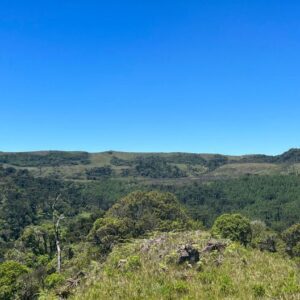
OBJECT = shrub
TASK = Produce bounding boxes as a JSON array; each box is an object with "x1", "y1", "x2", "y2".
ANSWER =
[
  {"x1": 212, "y1": 213, "x2": 252, "y2": 246},
  {"x1": 0, "y1": 261, "x2": 30, "y2": 299},
  {"x1": 44, "y1": 273, "x2": 65, "y2": 289},
  {"x1": 126, "y1": 255, "x2": 141, "y2": 271},
  {"x1": 250, "y1": 220, "x2": 279, "y2": 252},
  {"x1": 252, "y1": 284, "x2": 266, "y2": 297},
  {"x1": 89, "y1": 217, "x2": 135, "y2": 251},
  {"x1": 86, "y1": 166, "x2": 113, "y2": 179},
  {"x1": 282, "y1": 223, "x2": 300, "y2": 257},
  {"x1": 89, "y1": 191, "x2": 198, "y2": 250}
]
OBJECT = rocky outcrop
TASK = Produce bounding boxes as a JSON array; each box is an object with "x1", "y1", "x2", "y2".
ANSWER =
[
  {"x1": 201, "y1": 241, "x2": 226, "y2": 253},
  {"x1": 178, "y1": 244, "x2": 200, "y2": 264}
]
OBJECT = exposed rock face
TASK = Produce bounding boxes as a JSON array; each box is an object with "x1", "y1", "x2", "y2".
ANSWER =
[
  {"x1": 178, "y1": 244, "x2": 200, "y2": 264},
  {"x1": 201, "y1": 241, "x2": 226, "y2": 253},
  {"x1": 141, "y1": 235, "x2": 167, "y2": 253}
]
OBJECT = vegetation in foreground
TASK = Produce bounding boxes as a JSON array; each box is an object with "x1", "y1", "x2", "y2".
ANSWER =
[
  {"x1": 0, "y1": 157, "x2": 300, "y2": 299},
  {"x1": 49, "y1": 231, "x2": 300, "y2": 300},
  {"x1": 0, "y1": 188, "x2": 299, "y2": 299}
]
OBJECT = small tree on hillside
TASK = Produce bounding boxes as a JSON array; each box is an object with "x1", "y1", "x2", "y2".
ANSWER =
[
  {"x1": 212, "y1": 213, "x2": 252, "y2": 246},
  {"x1": 282, "y1": 223, "x2": 300, "y2": 257},
  {"x1": 89, "y1": 191, "x2": 200, "y2": 251}
]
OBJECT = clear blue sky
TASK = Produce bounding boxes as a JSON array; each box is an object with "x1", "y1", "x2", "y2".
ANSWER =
[{"x1": 0, "y1": 1, "x2": 299, "y2": 155}]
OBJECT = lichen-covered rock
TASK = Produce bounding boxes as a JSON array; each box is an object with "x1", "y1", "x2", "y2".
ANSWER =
[
  {"x1": 201, "y1": 241, "x2": 227, "y2": 253},
  {"x1": 177, "y1": 244, "x2": 200, "y2": 264}
]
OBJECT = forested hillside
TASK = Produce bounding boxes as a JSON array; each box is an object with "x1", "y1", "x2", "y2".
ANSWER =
[
  {"x1": 2, "y1": 148, "x2": 300, "y2": 181},
  {"x1": 0, "y1": 149, "x2": 300, "y2": 299}
]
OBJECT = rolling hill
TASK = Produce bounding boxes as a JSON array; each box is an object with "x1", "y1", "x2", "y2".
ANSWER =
[{"x1": 1, "y1": 148, "x2": 300, "y2": 183}]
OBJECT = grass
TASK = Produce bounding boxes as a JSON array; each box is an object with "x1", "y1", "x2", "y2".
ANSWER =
[
  {"x1": 70, "y1": 231, "x2": 300, "y2": 300},
  {"x1": 211, "y1": 163, "x2": 283, "y2": 177}
]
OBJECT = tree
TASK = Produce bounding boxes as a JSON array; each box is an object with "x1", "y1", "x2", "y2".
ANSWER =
[
  {"x1": 212, "y1": 213, "x2": 252, "y2": 246},
  {"x1": 89, "y1": 191, "x2": 200, "y2": 250},
  {"x1": 50, "y1": 195, "x2": 65, "y2": 273},
  {"x1": 19, "y1": 224, "x2": 56, "y2": 256},
  {"x1": 0, "y1": 261, "x2": 29, "y2": 299},
  {"x1": 282, "y1": 223, "x2": 300, "y2": 257},
  {"x1": 250, "y1": 220, "x2": 280, "y2": 253}
]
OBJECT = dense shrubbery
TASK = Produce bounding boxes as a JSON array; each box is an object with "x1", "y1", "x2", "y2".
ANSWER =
[
  {"x1": 89, "y1": 191, "x2": 200, "y2": 250},
  {"x1": 135, "y1": 156, "x2": 187, "y2": 178},
  {"x1": 0, "y1": 260, "x2": 30, "y2": 299},
  {"x1": 250, "y1": 220, "x2": 279, "y2": 252},
  {"x1": 0, "y1": 166, "x2": 133, "y2": 249},
  {"x1": 110, "y1": 155, "x2": 188, "y2": 178},
  {"x1": 1, "y1": 162, "x2": 300, "y2": 298},
  {"x1": 157, "y1": 175, "x2": 300, "y2": 230},
  {"x1": 164, "y1": 153, "x2": 207, "y2": 165},
  {"x1": 86, "y1": 166, "x2": 114, "y2": 179},
  {"x1": 282, "y1": 223, "x2": 300, "y2": 257},
  {"x1": 109, "y1": 153, "x2": 229, "y2": 174},
  {"x1": 18, "y1": 223, "x2": 56, "y2": 256},
  {"x1": 110, "y1": 156, "x2": 132, "y2": 166},
  {"x1": 212, "y1": 214, "x2": 252, "y2": 246},
  {"x1": 235, "y1": 148, "x2": 300, "y2": 164},
  {"x1": 0, "y1": 169, "x2": 299, "y2": 299}
]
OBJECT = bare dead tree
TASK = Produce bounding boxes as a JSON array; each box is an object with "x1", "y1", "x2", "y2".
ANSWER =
[{"x1": 51, "y1": 194, "x2": 65, "y2": 273}]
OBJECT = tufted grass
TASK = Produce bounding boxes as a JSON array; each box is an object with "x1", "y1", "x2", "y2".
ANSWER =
[{"x1": 71, "y1": 231, "x2": 300, "y2": 300}]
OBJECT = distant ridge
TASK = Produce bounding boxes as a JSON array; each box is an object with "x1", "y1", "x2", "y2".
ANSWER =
[{"x1": 1, "y1": 148, "x2": 300, "y2": 181}]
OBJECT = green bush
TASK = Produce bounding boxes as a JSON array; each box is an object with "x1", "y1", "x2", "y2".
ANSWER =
[
  {"x1": 89, "y1": 217, "x2": 135, "y2": 251},
  {"x1": 282, "y1": 223, "x2": 300, "y2": 257},
  {"x1": 44, "y1": 273, "x2": 65, "y2": 289},
  {"x1": 250, "y1": 220, "x2": 280, "y2": 252},
  {"x1": 89, "y1": 191, "x2": 199, "y2": 250},
  {"x1": 212, "y1": 213, "x2": 252, "y2": 246},
  {"x1": 0, "y1": 261, "x2": 30, "y2": 299},
  {"x1": 252, "y1": 284, "x2": 266, "y2": 297},
  {"x1": 127, "y1": 255, "x2": 141, "y2": 270},
  {"x1": 134, "y1": 156, "x2": 186, "y2": 178}
]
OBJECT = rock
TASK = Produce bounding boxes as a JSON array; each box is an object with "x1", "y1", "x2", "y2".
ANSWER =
[
  {"x1": 178, "y1": 244, "x2": 200, "y2": 264},
  {"x1": 141, "y1": 235, "x2": 167, "y2": 253},
  {"x1": 117, "y1": 259, "x2": 128, "y2": 268},
  {"x1": 201, "y1": 241, "x2": 226, "y2": 253}
]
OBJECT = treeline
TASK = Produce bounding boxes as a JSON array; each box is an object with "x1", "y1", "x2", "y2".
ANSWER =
[
  {"x1": 0, "y1": 188, "x2": 299, "y2": 299},
  {"x1": 0, "y1": 151, "x2": 90, "y2": 167},
  {"x1": 109, "y1": 154, "x2": 229, "y2": 179},
  {"x1": 110, "y1": 148, "x2": 300, "y2": 171},
  {"x1": 0, "y1": 166, "x2": 135, "y2": 256},
  {"x1": 2, "y1": 148, "x2": 300, "y2": 173},
  {"x1": 237, "y1": 148, "x2": 300, "y2": 164},
  {"x1": 111, "y1": 156, "x2": 187, "y2": 178},
  {"x1": 150, "y1": 175, "x2": 300, "y2": 230},
  {"x1": 1, "y1": 166, "x2": 300, "y2": 253}
]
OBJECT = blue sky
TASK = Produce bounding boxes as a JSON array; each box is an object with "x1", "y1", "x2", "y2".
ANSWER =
[{"x1": 0, "y1": 1, "x2": 299, "y2": 155}]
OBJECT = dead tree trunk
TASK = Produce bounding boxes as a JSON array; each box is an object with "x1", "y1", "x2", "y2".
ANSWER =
[
  {"x1": 52, "y1": 194, "x2": 64, "y2": 273},
  {"x1": 55, "y1": 214, "x2": 64, "y2": 273}
]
